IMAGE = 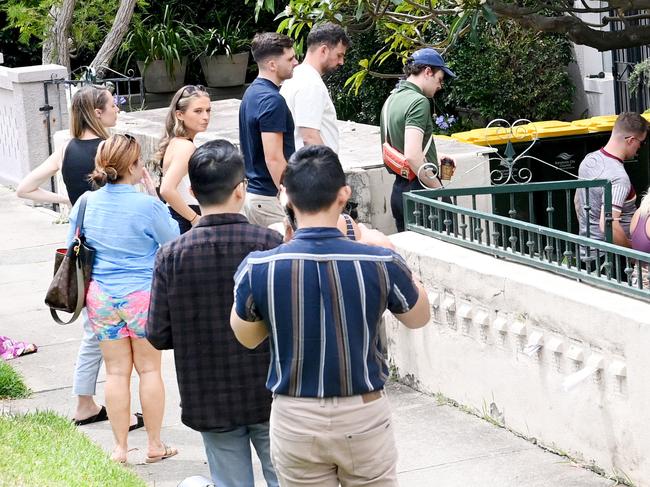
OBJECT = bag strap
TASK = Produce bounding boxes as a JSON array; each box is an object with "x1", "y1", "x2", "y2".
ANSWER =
[
  {"x1": 381, "y1": 94, "x2": 393, "y2": 145},
  {"x1": 382, "y1": 94, "x2": 434, "y2": 156},
  {"x1": 50, "y1": 257, "x2": 85, "y2": 325},
  {"x1": 51, "y1": 193, "x2": 90, "y2": 325},
  {"x1": 75, "y1": 193, "x2": 88, "y2": 238}
]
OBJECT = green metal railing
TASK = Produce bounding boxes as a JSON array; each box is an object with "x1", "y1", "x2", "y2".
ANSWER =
[{"x1": 404, "y1": 180, "x2": 650, "y2": 301}]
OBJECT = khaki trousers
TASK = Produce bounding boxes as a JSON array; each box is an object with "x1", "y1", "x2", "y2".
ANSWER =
[
  {"x1": 270, "y1": 392, "x2": 398, "y2": 487},
  {"x1": 244, "y1": 193, "x2": 285, "y2": 228}
]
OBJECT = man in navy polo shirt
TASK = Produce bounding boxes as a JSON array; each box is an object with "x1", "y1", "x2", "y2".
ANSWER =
[
  {"x1": 231, "y1": 145, "x2": 431, "y2": 486},
  {"x1": 239, "y1": 32, "x2": 298, "y2": 228}
]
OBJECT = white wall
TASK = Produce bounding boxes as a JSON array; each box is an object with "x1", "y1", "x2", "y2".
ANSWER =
[
  {"x1": 0, "y1": 64, "x2": 69, "y2": 186},
  {"x1": 573, "y1": 1, "x2": 616, "y2": 116},
  {"x1": 50, "y1": 102, "x2": 494, "y2": 235},
  {"x1": 387, "y1": 231, "x2": 650, "y2": 485}
]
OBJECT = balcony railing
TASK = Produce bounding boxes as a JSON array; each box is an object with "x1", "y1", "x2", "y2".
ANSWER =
[{"x1": 404, "y1": 179, "x2": 650, "y2": 301}]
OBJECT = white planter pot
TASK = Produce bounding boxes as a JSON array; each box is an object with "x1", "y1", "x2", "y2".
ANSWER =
[
  {"x1": 137, "y1": 58, "x2": 187, "y2": 93},
  {"x1": 199, "y1": 52, "x2": 249, "y2": 88}
]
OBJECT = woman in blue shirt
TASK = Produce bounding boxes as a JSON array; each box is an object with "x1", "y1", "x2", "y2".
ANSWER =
[
  {"x1": 17, "y1": 86, "x2": 134, "y2": 427},
  {"x1": 68, "y1": 134, "x2": 179, "y2": 463}
]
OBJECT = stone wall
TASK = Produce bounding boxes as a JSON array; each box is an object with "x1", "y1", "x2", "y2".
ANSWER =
[
  {"x1": 0, "y1": 64, "x2": 69, "y2": 186},
  {"x1": 387, "y1": 231, "x2": 650, "y2": 485},
  {"x1": 51, "y1": 99, "x2": 495, "y2": 234}
]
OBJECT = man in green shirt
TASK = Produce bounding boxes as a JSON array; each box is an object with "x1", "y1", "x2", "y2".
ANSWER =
[{"x1": 380, "y1": 48, "x2": 455, "y2": 231}]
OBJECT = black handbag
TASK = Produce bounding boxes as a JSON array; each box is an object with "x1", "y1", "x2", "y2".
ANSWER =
[{"x1": 44, "y1": 194, "x2": 96, "y2": 325}]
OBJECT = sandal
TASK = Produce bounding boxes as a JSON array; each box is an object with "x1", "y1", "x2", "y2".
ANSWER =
[
  {"x1": 145, "y1": 444, "x2": 178, "y2": 464},
  {"x1": 128, "y1": 412, "x2": 145, "y2": 432}
]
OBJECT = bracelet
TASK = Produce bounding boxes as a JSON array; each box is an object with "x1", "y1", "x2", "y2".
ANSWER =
[{"x1": 190, "y1": 213, "x2": 199, "y2": 223}]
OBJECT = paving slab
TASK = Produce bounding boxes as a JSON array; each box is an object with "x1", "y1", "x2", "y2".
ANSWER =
[{"x1": 0, "y1": 186, "x2": 614, "y2": 486}]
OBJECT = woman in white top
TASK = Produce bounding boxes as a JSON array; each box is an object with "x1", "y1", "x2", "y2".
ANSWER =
[{"x1": 157, "y1": 85, "x2": 211, "y2": 233}]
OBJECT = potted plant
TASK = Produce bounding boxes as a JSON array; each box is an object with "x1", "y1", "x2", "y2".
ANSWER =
[
  {"x1": 122, "y1": 6, "x2": 192, "y2": 93},
  {"x1": 190, "y1": 16, "x2": 251, "y2": 88}
]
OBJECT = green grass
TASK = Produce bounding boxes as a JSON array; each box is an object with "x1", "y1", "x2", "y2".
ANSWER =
[
  {"x1": 0, "y1": 360, "x2": 30, "y2": 399},
  {"x1": 0, "y1": 411, "x2": 146, "y2": 487}
]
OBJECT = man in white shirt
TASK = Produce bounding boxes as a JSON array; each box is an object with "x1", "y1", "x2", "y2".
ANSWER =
[{"x1": 280, "y1": 23, "x2": 350, "y2": 153}]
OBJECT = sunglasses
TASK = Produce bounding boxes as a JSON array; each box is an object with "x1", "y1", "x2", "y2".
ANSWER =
[
  {"x1": 232, "y1": 177, "x2": 248, "y2": 191},
  {"x1": 119, "y1": 133, "x2": 136, "y2": 143},
  {"x1": 177, "y1": 85, "x2": 207, "y2": 107},
  {"x1": 625, "y1": 135, "x2": 648, "y2": 145},
  {"x1": 116, "y1": 133, "x2": 141, "y2": 165}
]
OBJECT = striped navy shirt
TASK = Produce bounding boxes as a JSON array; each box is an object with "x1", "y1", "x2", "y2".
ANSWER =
[{"x1": 233, "y1": 227, "x2": 419, "y2": 398}]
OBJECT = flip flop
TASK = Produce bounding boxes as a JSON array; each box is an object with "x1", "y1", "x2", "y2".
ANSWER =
[
  {"x1": 145, "y1": 444, "x2": 178, "y2": 464},
  {"x1": 128, "y1": 412, "x2": 145, "y2": 432},
  {"x1": 73, "y1": 405, "x2": 108, "y2": 426}
]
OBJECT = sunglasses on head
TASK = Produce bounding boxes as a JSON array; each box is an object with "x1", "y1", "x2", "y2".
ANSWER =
[
  {"x1": 177, "y1": 85, "x2": 206, "y2": 105},
  {"x1": 117, "y1": 133, "x2": 139, "y2": 151},
  {"x1": 115, "y1": 133, "x2": 141, "y2": 165},
  {"x1": 183, "y1": 84, "x2": 206, "y2": 94}
]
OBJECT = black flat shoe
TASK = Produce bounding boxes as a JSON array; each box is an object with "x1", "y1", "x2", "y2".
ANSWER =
[
  {"x1": 73, "y1": 405, "x2": 108, "y2": 426},
  {"x1": 128, "y1": 412, "x2": 145, "y2": 432}
]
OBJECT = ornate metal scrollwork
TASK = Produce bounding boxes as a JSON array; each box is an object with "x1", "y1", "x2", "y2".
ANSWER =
[{"x1": 484, "y1": 119, "x2": 537, "y2": 186}]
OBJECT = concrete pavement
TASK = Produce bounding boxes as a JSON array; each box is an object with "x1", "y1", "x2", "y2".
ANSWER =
[{"x1": 0, "y1": 186, "x2": 614, "y2": 486}]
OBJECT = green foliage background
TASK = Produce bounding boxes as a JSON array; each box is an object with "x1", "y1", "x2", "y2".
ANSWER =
[
  {"x1": 0, "y1": 11, "x2": 41, "y2": 67},
  {"x1": 443, "y1": 19, "x2": 575, "y2": 123},
  {"x1": 326, "y1": 28, "x2": 400, "y2": 125},
  {"x1": 308, "y1": 18, "x2": 575, "y2": 126},
  {"x1": 0, "y1": 0, "x2": 575, "y2": 126},
  {"x1": 1, "y1": 0, "x2": 149, "y2": 68}
]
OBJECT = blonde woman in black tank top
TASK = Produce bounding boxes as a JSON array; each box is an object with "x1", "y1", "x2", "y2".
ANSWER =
[
  {"x1": 16, "y1": 86, "x2": 146, "y2": 431},
  {"x1": 17, "y1": 86, "x2": 117, "y2": 206}
]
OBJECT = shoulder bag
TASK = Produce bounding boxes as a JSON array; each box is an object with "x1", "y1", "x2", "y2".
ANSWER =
[{"x1": 44, "y1": 194, "x2": 96, "y2": 325}]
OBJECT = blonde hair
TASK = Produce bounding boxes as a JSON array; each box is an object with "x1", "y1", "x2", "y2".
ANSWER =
[
  {"x1": 155, "y1": 85, "x2": 210, "y2": 162},
  {"x1": 70, "y1": 86, "x2": 112, "y2": 139},
  {"x1": 90, "y1": 134, "x2": 141, "y2": 187}
]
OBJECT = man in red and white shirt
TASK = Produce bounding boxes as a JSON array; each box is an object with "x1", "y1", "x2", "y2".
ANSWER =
[{"x1": 577, "y1": 112, "x2": 648, "y2": 247}]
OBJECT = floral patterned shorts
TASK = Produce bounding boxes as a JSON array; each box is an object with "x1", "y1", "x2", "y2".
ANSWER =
[{"x1": 86, "y1": 280, "x2": 149, "y2": 342}]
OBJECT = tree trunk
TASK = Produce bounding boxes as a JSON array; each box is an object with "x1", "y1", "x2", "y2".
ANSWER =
[
  {"x1": 42, "y1": 0, "x2": 76, "y2": 72},
  {"x1": 90, "y1": 0, "x2": 137, "y2": 78},
  {"x1": 41, "y1": 5, "x2": 60, "y2": 66}
]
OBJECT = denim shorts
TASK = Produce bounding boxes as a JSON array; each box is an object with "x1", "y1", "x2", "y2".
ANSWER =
[{"x1": 86, "y1": 280, "x2": 149, "y2": 342}]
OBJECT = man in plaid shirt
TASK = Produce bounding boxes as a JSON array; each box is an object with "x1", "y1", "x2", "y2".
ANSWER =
[{"x1": 147, "y1": 140, "x2": 282, "y2": 486}]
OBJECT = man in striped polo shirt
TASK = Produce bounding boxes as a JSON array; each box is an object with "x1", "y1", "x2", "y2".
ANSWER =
[
  {"x1": 231, "y1": 145, "x2": 430, "y2": 486},
  {"x1": 576, "y1": 112, "x2": 648, "y2": 248}
]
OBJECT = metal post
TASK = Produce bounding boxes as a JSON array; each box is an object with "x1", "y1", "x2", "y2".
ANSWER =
[{"x1": 39, "y1": 80, "x2": 59, "y2": 212}]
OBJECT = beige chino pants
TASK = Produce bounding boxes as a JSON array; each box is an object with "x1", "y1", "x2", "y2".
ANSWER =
[
  {"x1": 244, "y1": 193, "x2": 285, "y2": 228},
  {"x1": 270, "y1": 391, "x2": 399, "y2": 486}
]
